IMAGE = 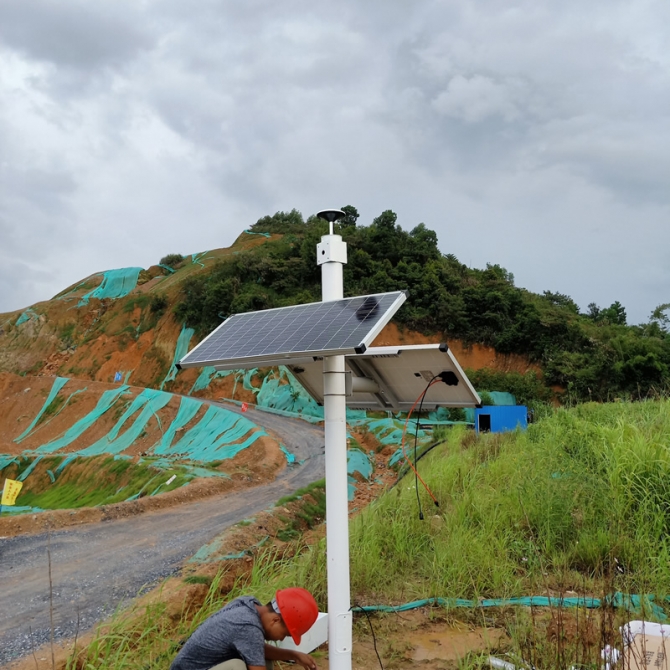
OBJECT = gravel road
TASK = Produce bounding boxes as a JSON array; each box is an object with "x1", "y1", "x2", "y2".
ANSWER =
[{"x1": 0, "y1": 405, "x2": 325, "y2": 665}]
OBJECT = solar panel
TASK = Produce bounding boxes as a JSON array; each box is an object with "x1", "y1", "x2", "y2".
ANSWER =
[
  {"x1": 177, "y1": 291, "x2": 407, "y2": 369},
  {"x1": 288, "y1": 344, "x2": 482, "y2": 410}
]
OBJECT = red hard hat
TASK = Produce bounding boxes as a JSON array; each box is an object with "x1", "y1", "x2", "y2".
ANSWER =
[{"x1": 275, "y1": 587, "x2": 319, "y2": 645}]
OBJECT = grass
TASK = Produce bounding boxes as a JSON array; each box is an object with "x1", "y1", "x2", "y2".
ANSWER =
[
  {"x1": 58, "y1": 399, "x2": 670, "y2": 668},
  {"x1": 1, "y1": 456, "x2": 190, "y2": 511},
  {"x1": 65, "y1": 573, "x2": 234, "y2": 670},
  {"x1": 276, "y1": 479, "x2": 326, "y2": 542},
  {"x1": 342, "y1": 400, "x2": 670, "y2": 602},
  {"x1": 250, "y1": 399, "x2": 670, "y2": 652},
  {"x1": 183, "y1": 575, "x2": 212, "y2": 585},
  {"x1": 36, "y1": 393, "x2": 67, "y2": 425}
]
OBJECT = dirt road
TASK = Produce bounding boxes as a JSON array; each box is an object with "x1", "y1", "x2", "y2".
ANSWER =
[{"x1": 0, "y1": 405, "x2": 325, "y2": 665}]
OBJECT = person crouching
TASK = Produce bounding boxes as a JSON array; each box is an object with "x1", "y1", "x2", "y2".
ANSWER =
[{"x1": 170, "y1": 587, "x2": 319, "y2": 670}]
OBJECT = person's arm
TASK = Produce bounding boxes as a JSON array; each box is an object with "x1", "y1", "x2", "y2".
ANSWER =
[{"x1": 264, "y1": 643, "x2": 317, "y2": 669}]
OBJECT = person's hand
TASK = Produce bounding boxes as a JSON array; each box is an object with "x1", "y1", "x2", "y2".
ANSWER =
[{"x1": 292, "y1": 651, "x2": 317, "y2": 670}]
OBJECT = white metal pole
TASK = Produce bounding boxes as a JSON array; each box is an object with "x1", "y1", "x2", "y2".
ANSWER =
[{"x1": 317, "y1": 219, "x2": 352, "y2": 670}]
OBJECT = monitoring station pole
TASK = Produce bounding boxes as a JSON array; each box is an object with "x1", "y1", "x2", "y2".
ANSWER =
[{"x1": 316, "y1": 209, "x2": 352, "y2": 670}]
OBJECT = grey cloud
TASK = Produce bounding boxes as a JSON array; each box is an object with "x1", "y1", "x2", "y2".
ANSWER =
[
  {"x1": 2, "y1": 166, "x2": 75, "y2": 216},
  {"x1": 0, "y1": 0, "x2": 668, "y2": 326},
  {"x1": 0, "y1": 0, "x2": 152, "y2": 70}
]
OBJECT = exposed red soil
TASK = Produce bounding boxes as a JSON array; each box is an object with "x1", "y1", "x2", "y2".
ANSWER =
[{"x1": 373, "y1": 322, "x2": 543, "y2": 375}]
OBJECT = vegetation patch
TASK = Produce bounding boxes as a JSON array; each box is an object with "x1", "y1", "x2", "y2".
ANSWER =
[
  {"x1": 0, "y1": 455, "x2": 189, "y2": 512},
  {"x1": 160, "y1": 253, "x2": 185, "y2": 269},
  {"x1": 275, "y1": 479, "x2": 326, "y2": 542}
]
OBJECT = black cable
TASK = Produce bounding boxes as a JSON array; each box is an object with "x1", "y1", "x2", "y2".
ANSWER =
[
  {"x1": 418, "y1": 379, "x2": 439, "y2": 510},
  {"x1": 390, "y1": 440, "x2": 441, "y2": 489},
  {"x1": 413, "y1": 376, "x2": 440, "y2": 519},
  {"x1": 413, "y1": 414, "x2": 423, "y2": 520},
  {"x1": 351, "y1": 604, "x2": 384, "y2": 670}
]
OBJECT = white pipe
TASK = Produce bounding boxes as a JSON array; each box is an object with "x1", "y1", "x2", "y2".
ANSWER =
[
  {"x1": 320, "y1": 232, "x2": 352, "y2": 670},
  {"x1": 323, "y1": 354, "x2": 352, "y2": 669},
  {"x1": 350, "y1": 377, "x2": 380, "y2": 394},
  {"x1": 321, "y1": 261, "x2": 343, "y2": 302}
]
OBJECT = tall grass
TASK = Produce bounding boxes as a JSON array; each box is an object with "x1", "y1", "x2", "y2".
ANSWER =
[
  {"x1": 377, "y1": 401, "x2": 670, "y2": 598},
  {"x1": 1, "y1": 456, "x2": 189, "y2": 512},
  {"x1": 66, "y1": 574, "x2": 229, "y2": 670},
  {"x1": 278, "y1": 400, "x2": 670, "y2": 603}
]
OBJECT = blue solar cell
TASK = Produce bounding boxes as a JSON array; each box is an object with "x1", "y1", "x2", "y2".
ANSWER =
[{"x1": 178, "y1": 291, "x2": 406, "y2": 368}]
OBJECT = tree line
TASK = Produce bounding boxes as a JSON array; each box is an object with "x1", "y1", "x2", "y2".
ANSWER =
[{"x1": 175, "y1": 207, "x2": 670, "y2": 403}]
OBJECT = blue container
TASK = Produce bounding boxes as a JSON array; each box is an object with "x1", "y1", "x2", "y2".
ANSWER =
[{"x1": 475, "y1": 405, "x2": 528, "y2": 434}]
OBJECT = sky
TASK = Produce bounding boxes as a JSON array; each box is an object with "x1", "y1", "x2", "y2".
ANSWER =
[{"x1": 0, "y1": 0, "x2": 668, "y2": 325}]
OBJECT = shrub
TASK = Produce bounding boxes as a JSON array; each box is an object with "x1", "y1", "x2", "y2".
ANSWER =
[
  {"x1": 160, "y1": 253, "x2": 184, "y2": 268},
  {"x1": 150, "y1": 294, "x2": 168, "y2": 314}
]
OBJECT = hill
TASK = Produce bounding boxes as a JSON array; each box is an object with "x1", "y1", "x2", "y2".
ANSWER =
[{"x1": 2, "y1": 207, "x2": 668, "y2": 404}]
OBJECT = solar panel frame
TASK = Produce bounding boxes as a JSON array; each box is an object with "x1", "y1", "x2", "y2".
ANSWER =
[
  {"x1": 288, "y1": 344, "x2": 482, "y2": 410},
  {"x1": 177, "y1": 291, "x2": 407, "y2": 369}
]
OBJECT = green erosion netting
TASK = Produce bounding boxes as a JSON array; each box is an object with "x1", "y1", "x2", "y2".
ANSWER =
[
  {"x1": 10, "y1": 383, "x2": 268, "y2": 472},
  {"x1": 160, "y1": 325, "x2": 195, "y2": 389},
  {"x1": 243, "y1": 230, "x2": 271, "y2": 238},
  {"x1": 15, "y1": 307, "x2": 38, "y2": 326},
  {"x1": 17, "y1": 455, "x2": 43, "y2": 481},
  {"x1": 55, "y1": 453, "x2": 77, "y2": 476},
  {"x1": 78, "y1": 388, "x2": 173, "y2": 456},
  {"x1": 356, "y1": 594, "x2": 667, "y2": 620},
  {"x1": 35, "y1": 385, "x2": 131, "y2": 453},
  {"x1": 189, "y1": 367, "x2": 235, "y2": 394},
  {"x1": 347, "y1": 448, "x2": 374, "y2": 500},
  {"x1": 355, "y1": 417, "x2": 428, "y2": 452},
  {"x1": 256, "y1": 367, "x2": 324, "y2": 418},
  {"x1": 77, "y1": 267, "x2": 143, "y2": 307},
  {"x1": 142, "y1": 458, "x2": 230, "y2": 479},
  {"x1": 14, "y1": 377, "x2": 69, "y2": 443},
  {"x1": 54, "y1": 275, "x2": 103, "y2": 301},
  {"x1": 2, "y1": 505, "x2": 45, "y2": 515},
  {"x1": 188, "y1": 365, "x2": 329, "y2": 420},
  {"x1": 158, "y1": 263, "x2": 175, "y2": 274},
  {"x1": 154, "y1": 396, "x2": 202, "y2": 452},
  {"x1": 280, "y1": 445, "x2": 296, "y2": 463},
  {"x1": 191, "y1": 252, "x2": 209, "y2": 268},
  {"x1": 0, "y1": 456, "x2": 18, "y2": 470},
  {"x1": 243, "y1": 369, "x2": 259, "y2": 393},
  {"x1": 155, "y1": 404, "x2": 266, "y2": 461}
]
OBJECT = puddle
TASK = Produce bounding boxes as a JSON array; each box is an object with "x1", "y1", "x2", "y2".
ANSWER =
[{"x1": 411, "y1": 626, "x2": 508, "y2": 662}]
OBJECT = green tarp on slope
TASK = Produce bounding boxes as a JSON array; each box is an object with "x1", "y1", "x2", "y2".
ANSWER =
[
  {"x1": 157, "y1": 404, "x2": 266, "y2": 461},
  {"x1": 77, "y1": 268, "x2": 143, "y2": 306},
  {"x1": 14, "y1": 377, "x2": 69, "y2": 443},
  {"x1": 79, "y1": 388, "x2": 173, "y2": 456},
  {"x1": 160, "y1": 325, "x2": 195, "y2": 389},
  {"x1": 35, "y1": 386, "x2": 130, "y2": 453},
  {"x1": 356, "y1": 593, "x2": 667, "y2": 621},
  {"x1": 16, "y1": 308, "x2": 38, "y2": 326}
]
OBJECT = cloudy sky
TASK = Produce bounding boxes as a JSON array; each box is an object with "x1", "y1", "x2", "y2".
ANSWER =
[{"x1": 1, "y1": 0, "x2": 668, "y2": 324}]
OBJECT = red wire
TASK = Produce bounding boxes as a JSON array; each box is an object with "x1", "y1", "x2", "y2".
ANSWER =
[{"x1": 400, "y1": 380, "x2": 440, "y2": 505}]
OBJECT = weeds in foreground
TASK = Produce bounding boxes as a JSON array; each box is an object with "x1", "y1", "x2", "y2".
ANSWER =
[{"x1": 65, "y1": 572, "x2": 235, "y2": 670}]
